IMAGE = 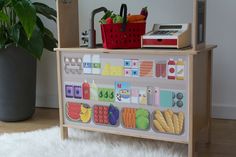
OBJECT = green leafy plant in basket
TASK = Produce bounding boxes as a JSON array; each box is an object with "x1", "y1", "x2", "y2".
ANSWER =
[{"x1": 0, "y1": 0, "x2": 57, "y2": 59}]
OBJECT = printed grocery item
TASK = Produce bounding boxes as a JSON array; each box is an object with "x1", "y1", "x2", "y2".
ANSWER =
[
  {"x1": 66, "y1": 102, "x2": 82, "y2": 121},
  {"x1": 122, "y1": 108, "x2": 149, "y2": 130},
  {"x1": 131, "y1": 59, "x2": 139, "y2": 68},
  {"x1": 124, "y1": 59, "x2": 132, "y2": 68},
  {"x1": 156, "y1": 61, "x2": 166, "y2": 78},
  {"x1": 176, "y1": 59, "x2": 185, "y2": 80},
  {"x1": 102, "y1": 64, "x2": 124, "y2": 76},
  {"x1": 93, "y1": 104, "x2": 119, "y2": 125},
  {"x1": 92, "y1": 55, "x2": 101, "y2": 75},
  {"x1": 124, "y1": 68, "x2": 132, "y2": 77},
  {"x1": 147, "y1": 86, "x2": 154, "y2": 105},
  {"x1": 131, "y1": 88, "x2": 139, "y2": 104},
  {"x1": 65, "y1": 85, "x2": 74, "y2": 98},
  {"x1": 82, "y1": 81, "x2": 90, "y2": 100},
  {"x1": 66, "y1": 102, "x2": 91, "y2": 123},
  {"x1": 124, "y1": 59, "x2": 140, "y2": 77},
  {"x1": 83, "y1": 55, "x2": 92, "y2": 74},
  {"x1": 74, "y1": 85, "x2": 82, "y2": 99},
  {"x1": 98, "y1": 88, "x2": 115, "y2": 102},
  {"x1": 153, "y1": 109, "x2": 184, "y2": 135},
  {"x1": 154, "y1": 87, "x2": 160, "y2": 106},
  {"x1": 80, "y1": 104, "x2": 92, "y2": 123},
  {"x1": 131, "y1": 68, "x2": 139, "y2": 77},
  {"x1": 160, "y1": 90, "x2": 172, "y2": 107},
  {"x1": 140, "y1": 61, "x2": 153, "y2": 77},
  {"x1": 138, "y1": 88, "x2": 147, "y2": 105},
  {"x1": 172, "y1": 91, "x2": 185, "y2": 108},
  {"x1": 115, "y1": 82, "x2": 131, "y2": 103},
  {"x1": 167, "y1": 59, "x2": 176, "y2": 80},
  {"x1": 90, "y1": 80, "x2": 98, "y2": 101}
]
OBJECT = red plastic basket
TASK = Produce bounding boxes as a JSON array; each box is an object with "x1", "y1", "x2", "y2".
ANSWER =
[{"x1": 101, "y1": 22, "x2": 146, "y2": 49}]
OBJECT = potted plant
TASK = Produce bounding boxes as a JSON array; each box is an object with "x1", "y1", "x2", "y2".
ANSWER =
[{"x1": 0, "y1": 0, "x2": 57, "y2": 121}]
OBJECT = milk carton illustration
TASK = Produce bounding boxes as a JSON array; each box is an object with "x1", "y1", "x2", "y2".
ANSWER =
[{"x1": 92, "y1": 55, "x2": 101, "y2": 75}]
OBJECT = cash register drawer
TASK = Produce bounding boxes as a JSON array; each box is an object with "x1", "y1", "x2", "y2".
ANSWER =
[{"x1": 142, "y1": 39, "x2": 177, "y2": 46}]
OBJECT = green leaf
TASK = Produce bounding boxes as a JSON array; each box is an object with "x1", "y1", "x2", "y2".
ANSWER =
[
  {"x1": 36, "y1": 16, "x2": 44, "y2": 32},
  {"x1": 0, "y1": 11, "x2": 9, "y2": 23},
  {"x1": 12, "y1": 0, "x2": 36, "y2": 39},
  {"x1": 33, "y1": 2, "x2": 56, "y2": 22},
  {"x1": 10, "y1": 23, "x2": 20, "y2": 42},
  {"x1": 42, "y1": 28, "x2": 57, "y2": 52},
  {"x1": 0, "y1": 0, "x2": 5, "y2": 10},
  {"x1": 18, "y1": 26, "x2": 43, "y2": 60},
  {"x1": 36, "y1": 17, "x2": 57, "y2": 52},
  {"x1": 0, "y1": 27, "x2": 7, "y2": 48}
]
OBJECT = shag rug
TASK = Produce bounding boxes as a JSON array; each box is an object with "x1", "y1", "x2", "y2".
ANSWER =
[{"x1": 0, "y1": 127, "x2": 187, "y2": 157}]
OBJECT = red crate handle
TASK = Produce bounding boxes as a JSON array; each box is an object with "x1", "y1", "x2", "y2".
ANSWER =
[{"x1": 119, "y1": 4, "x2": 127, "y2": 32}]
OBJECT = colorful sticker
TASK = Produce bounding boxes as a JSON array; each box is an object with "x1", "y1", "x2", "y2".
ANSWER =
[
  {"x1": 160, "y1": 90, "x2": 173, "y2": 108},
  {"x1": 66, "y1": 102, "x2": 91, "y2": 123},
  {"x1": 131, "y1": 88, "x2": 139, "y2": 104},
  {"x1": 122, "y1": 108, "x2": 149, "y2": 130},
  {"x1": 115, "y1": 82, "x2": 131, "y2": 103},
  {"x1": 140, "y1": 61, "x2": 153, "y2": 77},
  {"x1": 153, "y1": 109, "x2": 184, "y2": 135},
  {"x1": 94, "y1": 105, "x2": 119, "y2": 126},
  {"x1": 138, "y1": 88, "x2": 147, "y2": 105},
  {"x1": 65, "y1": 85, "x2": 74, "y2": 98},
  {"x1": 98, "y1": 88, "x2": 115, "y2": 102},
  {"x1": 74, "y1": 85, "x2": 82, "y2": 99}
]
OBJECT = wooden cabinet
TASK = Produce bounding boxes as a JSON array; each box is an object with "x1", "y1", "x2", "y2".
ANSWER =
[{"x1": 55, "y1": 1, "x2": 216, "y2": 157}]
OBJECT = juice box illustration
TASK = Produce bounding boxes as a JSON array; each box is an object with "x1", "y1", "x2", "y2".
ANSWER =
[
  {"x1": 92, "y1": 55, "x2": 101, "y2": 75},
  {"x1": 90, "y1": 80, "x2": 98, "y2": 100},
  {"x1": 176, "y1": 59, "x2": 185, "y2": 80},
  {"x1": 82, "y1": 81, "x2": 90, "y2": 100},
  {"x1": 139, "y1": 88, "x2": 147, "y2": 105},
  {"x1": 115, "y1": 82, "x2": 131, "y2": 103},
  {"x1": 131, "y1": 88, "x2": 139, "y2": 104},
  {"x1": 167, "y1": 59, "x2": 176, "y2": 80},
  {"x1": 147, "y1": 86, "x2": 154, "y2": 105},
  {"x1": 83, "y1": 55, "x2": 92, "y2": 74}
]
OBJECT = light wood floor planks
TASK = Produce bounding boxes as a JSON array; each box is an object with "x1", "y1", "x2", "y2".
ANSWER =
[{"x1": 0, "y1": 108, "x2": 235, "y2": 157}]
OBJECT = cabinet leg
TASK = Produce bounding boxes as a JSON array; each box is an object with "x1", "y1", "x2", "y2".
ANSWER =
[
  {"x1": 206, "y1": 51, "x2": 213, "y2": 144},
  {"x1": 188, "y1": 142, "x2": 198, "y2": 157},
  {"x1": 60, "y1": 126, "x2": 68, "y2": 140}
]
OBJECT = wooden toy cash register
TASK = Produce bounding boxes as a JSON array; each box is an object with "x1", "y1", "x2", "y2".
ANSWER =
[
  {"x1": 55, "y1": 0, "x2": 216, "y2": 157},
  {"x1": 141, "y1": 24, "x2": 191, "y2": 49}
]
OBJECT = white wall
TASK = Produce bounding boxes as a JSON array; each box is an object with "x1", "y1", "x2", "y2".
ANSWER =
[
  {"x1": 36, "y1": 0, "x2": 236, "y2": 119},
  {"x1": 206, "y1": 0, "x2": 236, "y2": 119}
]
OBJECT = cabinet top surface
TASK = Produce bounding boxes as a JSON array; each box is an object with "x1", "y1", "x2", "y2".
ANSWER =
[{"x1": 54, "y1": 45, "x2": 216, "y2": 56}]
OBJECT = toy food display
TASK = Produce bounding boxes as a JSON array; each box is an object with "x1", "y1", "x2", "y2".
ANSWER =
[
  {"x1": 98, "y1": 88, "x2": 115, "y2": 102},
  {"x1": 153, "y1": 109, "x2": 184, "y2": 135},
  {"x1": 66, "y1": 102, "x2": 92, "y2": 123},
  {"x1": 122, "y1": 108, "x2": 149, "y2": 130},
  {"x1": 66, "y1": 102, "x2": 81, "y2": 121},
  {"x1": 94, "y1": 104, "x2": 119, "y2": 126}
]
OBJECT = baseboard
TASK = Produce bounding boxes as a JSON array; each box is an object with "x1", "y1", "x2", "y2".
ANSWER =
[{"x1": 212, "y1": 104, "x2": 236, "y2": 120}]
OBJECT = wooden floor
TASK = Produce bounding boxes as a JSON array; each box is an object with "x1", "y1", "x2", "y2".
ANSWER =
[{"x1": 0, "y1": 108, "x2": 235, "y2": 157}]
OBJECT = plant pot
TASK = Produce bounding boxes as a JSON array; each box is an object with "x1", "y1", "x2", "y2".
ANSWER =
[{"x1": 0, "y1": 46, "x2": 36, "y2": 122}]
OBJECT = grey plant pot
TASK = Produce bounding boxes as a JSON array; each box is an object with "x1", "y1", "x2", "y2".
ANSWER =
[{"x1": 0, "y1": 46, "x2": 36, "y2": 122}]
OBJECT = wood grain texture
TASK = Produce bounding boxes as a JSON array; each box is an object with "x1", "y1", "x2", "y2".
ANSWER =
[
  {"x1": 0, "y1": 108, "x2": 59, "y2": 133},
  {"x1": 56, "y1": 50, "x2": 68, "y2": 139},
  {"x1": 57, "y1": 0, "x2": 80, "y2": 47},
  {"x1": 54, "y1": 45, "x2": 217, "y2": 56}
]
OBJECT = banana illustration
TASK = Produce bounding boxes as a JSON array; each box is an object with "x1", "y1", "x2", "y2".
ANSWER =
[
  {"x1": 80, "y1": 108, "x2": 91, "y2": 123},
  {"x1": 81, "y1": 105, "x2": 87, "y2": 114},
  {"x1": 80, "y1": 105, "x2": 91, "y2": 123}
]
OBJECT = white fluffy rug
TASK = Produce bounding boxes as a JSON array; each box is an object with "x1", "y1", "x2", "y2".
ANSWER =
[{"x1": 0, "y1": 127, "x2": 187, "y2": 157}]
